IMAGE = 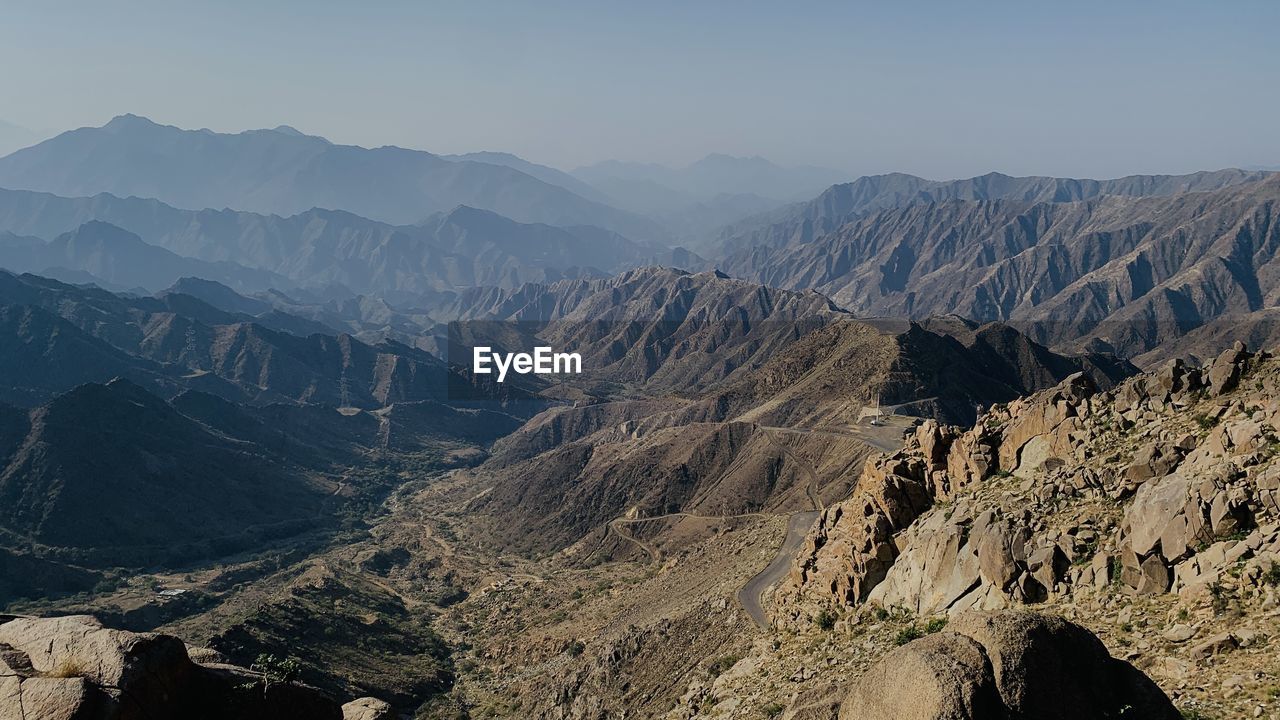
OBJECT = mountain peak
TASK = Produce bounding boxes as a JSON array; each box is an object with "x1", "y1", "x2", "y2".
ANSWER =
[{"x1": 103, "y1": 114, "x2": 160, "y2": 131}]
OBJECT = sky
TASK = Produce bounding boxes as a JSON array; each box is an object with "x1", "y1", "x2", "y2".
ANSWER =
[{"x1": 1, "y1": 0, "x2": 1277, "y2": 179}]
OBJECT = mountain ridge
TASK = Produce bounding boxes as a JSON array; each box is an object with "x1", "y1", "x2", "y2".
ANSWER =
[{"x1": 0, "y1": 114, "x2": 669, "y2": 242}]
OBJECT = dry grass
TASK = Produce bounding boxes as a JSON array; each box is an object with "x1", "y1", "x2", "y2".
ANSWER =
[{"x1": 46, "y1": 658, "x2": 89, "y2": 678}]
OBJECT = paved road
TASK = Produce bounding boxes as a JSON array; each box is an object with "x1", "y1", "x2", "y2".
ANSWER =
[
  {"x1": 736, "y1": 414, "x2": 915, "y2": 628},
  {"x1": 736, "y1": 510, "x2": 820, "y2": 629}
]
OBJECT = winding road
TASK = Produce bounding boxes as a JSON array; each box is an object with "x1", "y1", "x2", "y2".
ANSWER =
[
  {"x1": 736, "y1": 415, "x2": 917, "y2": 628},
  {"x1": 606, "y1": 413, "x2": 917, "y2": 630},
  {"x1": 736, "y1": 510, "x2": 820, "y2": 628}
]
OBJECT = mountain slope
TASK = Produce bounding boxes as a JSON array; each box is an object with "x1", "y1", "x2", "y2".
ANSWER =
[
  {"x1": 721, "y1": 175, "x2": 1280, "y2": 360},
  {"x1": 0, "y1": 379, "x2": 330, "y2": 564},
  {"x1": 715, "y1": 168, "x2": 1272, "y2": 258},
  {"x1": 0, "y1": 114, "x2": 668, "y2": 241},
  {"x1": 439, "y1": 267, "x2": 845, "y2": 392},
  {"x1": 441, "y1": 151, "x2": 610, "y2": 203},
  {"x1": 0, "y1": 270, "x2": 538, "y2": 412}
]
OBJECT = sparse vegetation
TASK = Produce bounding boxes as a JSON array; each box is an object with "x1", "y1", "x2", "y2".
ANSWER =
[
  {"x1": 815, "y1": 607, "x2": 838, "y2": 631},
  {"x1": 894, "y1": 625, "x2": 924, "y2": 646},
  {"x1": 1263, "y1": 561, "x2": 1280, "y2": 586},
  {"x1": 1208, "y1": 581, "x2": 1230, "y2": 615},
  {"x1": 249, "y1": 653, "x2": 302, "y2": 689},
  {"x1": 761, "y1": 701, "x2": 786, "y2": 718},
  {"x1": 707, "y1": 653, "x2": 742, "y2": 677},
  {"x1": 48, "y1": 658, "x2": 88, "y2": 678},
  {"x1": 1194, "y1": 413, "x2": 1219, "y2": 430}
]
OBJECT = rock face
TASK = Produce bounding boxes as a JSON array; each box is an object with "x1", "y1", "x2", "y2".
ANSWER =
[
  {"x1": 0, "y1": 615, "x2": 344, "y2": 720},
  {"x1": 836, "y1": 611, "x2": 1179, "y2": 720}
]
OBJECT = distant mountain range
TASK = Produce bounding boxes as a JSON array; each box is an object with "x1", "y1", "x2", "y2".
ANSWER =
[
  {"x1": 0, "y1": 115, "x2": 668, "y2": 242},
  {"x1": 714, "y1": 168, "x2": 1272, "y2": 257},
  {"x1": 0, "y1": 220, "x2": 290, "y2": 292},
  {"x1": 0, "y1": 187, "x2": 706, "y2": 294},
  {"x1": 719, "y1": 171, "x2": 1280, "y2": 362}
]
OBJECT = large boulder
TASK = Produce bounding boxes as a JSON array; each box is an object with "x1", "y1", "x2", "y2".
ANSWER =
[
  {"x1": 343, "y1": 697, "x2": 395, "y2": 720},
  {"x1": 948, "y1": 611, "x2": 1176, "y2": 719},
  {"x1": 0, "y1": 615, "x2": 344, "y2": 720},
  {"x1": 836, "y1": 611, "x2": 1179, "y2": 720},
  {"x1": 838, "y1": 633, "x2": 1003, "y2": 720}
]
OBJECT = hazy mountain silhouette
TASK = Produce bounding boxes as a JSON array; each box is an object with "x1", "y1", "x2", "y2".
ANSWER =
[
  {"x1": 0, "y1": 221, "x2": 291, "y2": 292},
  {"x1": 441, "y1": 151, "x2": 610, "y2": 203},
  {"x1": 0, "y1": 115, "x2": 668, "y2": 241},
  {"x1": 0, "y1": 187, "x2": 706, "y2": 293}
]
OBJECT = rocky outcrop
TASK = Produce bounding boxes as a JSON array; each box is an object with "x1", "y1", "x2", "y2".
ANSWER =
[
  {"x1": 784, "y1": 343, "x2": 1280, "y2": 617},
  {"x1": 0, "y1": 615, "x2": 344, "y2": 719},
  {"x1": 833, "y1": 611, "x2": 1178, "y2": 720},
  {"x1": 342, "y1": 697, "x2": 394, "y2": 720}
]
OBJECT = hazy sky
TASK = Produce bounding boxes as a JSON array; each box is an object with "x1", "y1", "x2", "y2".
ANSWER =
[{"x1": 2, "y1": 0, "x2": 1277, "y2": 179}]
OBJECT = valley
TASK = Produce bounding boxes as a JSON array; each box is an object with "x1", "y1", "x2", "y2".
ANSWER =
[{"x1": 0, "y1": 103, "x2": 1277, "y2": 719}]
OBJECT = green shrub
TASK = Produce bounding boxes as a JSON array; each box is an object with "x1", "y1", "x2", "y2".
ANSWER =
[
  {"x1": 707, "y1": 653, "x2": 742, "y2": 677},
  {"x1": 894, "y1": 625, "x2": 924, "y2": 646},
  {"x1": 1263, "y1": 562, "x2": 1280, "y2": 586},
  {"x1": 815, "y1": 608, "x2": 837, "y2": 631}
]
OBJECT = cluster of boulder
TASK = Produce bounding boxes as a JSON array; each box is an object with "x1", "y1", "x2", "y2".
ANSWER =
[
  {"x1": 0, "y1": 614, "x2": 391, "y2": 720},
  {"x1": 783, "y1": 342, "x2": 1280, "y2": 618}
]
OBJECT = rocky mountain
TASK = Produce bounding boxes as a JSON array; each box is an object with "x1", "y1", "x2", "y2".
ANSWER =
[
  {"x1": 439, "y1": 267, "x2": 847, "y2": 392},
  {"x1": 766, "y1": 343, "x2": 1280, "y2": 718},
  {"x1": 0, "y1": 269, "x2": 547, "y2": 417},
  {"x1": 0, "y1": 221, "x2": 290, "y2": 292},
  {"x1": 0, "y1": 379, "x2": 331, "y2": 566},
  {"x1": 571, "y1": 155, "x2": 842, "y2": 247},
  {"x1": 0, "y1": 187, "x2": 702, "y2": 293},
  {"x1": 715, "y1": 168, "x2": 1272, "y2": 257},
  {"x1": 721, "y1": 173, "x2": 1280, "y2": 362},
  {"x1": 0, "y1": 303, "x2": 176, "y2": 406},
  {"x1": 0, "y1": 114, "x2": 667, "y2": 241},
  {"x1": 451, "y1": 270, "x2": 1133, "y2": 555}
]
